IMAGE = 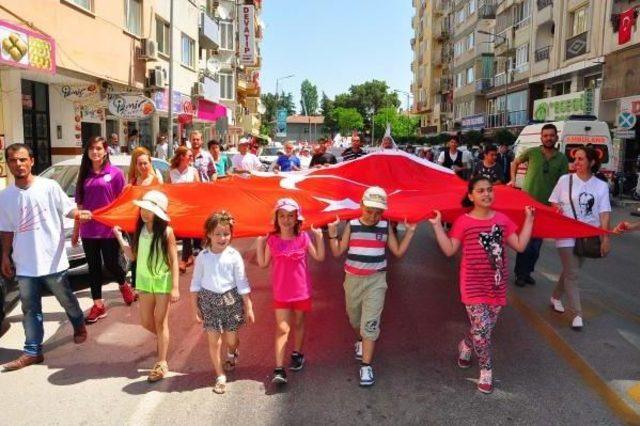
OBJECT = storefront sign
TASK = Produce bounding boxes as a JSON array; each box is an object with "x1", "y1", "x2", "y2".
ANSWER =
[
  {"x1": 238, "y1": 5, "x2": 256, "y2": 65},
  {"x1": 108, "y1": 94, "x2": 155, "y2": 120},
  {"x1": 81, "y1": 105, "x2": 106, "y2": 121},
  {"x1": 58, "y1": 84, "x2": 99, "y2": 102},
  {"x1": 153, "y1": 90, "x2": 195, "y2": 115},
  {"x1": 0, "y1": 19, "x2": 56, "y2": 74},
  {"x1": 614, "y1": 128, "x2": 635, "y2": 139},
  {"x1": 461, "y1": 114, "x2": 485, "y2": 131},
  {"x1": 533, "y1": 90, "x2": 593, "y2": 121}
]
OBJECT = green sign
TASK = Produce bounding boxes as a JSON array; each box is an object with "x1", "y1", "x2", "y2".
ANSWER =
[{"x1": 533, "y1": 90, "x2": 590, "y2": 121}]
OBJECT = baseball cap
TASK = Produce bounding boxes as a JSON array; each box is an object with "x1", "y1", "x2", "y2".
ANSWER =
[
  {"x1": 133, "y1": 190, "x2": 170, "y2": 222},
  {"x1": 274, "y1": 198, "x2": 304, "y2": 220},
  {"x1": 238, "y1": 137, "x2": 250, "y2": 145},
  {"x1": 362, "y1": 186, "x2": 388, "y2": 210}
]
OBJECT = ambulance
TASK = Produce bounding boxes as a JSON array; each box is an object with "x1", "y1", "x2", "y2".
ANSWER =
[{"x1": 512, "y1": 117, "x2": 613, "y2": 188}]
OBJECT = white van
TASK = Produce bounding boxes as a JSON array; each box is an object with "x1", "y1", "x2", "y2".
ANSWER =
[{"x1": 512, "y1": 119, "x2": 613, "y2": 188}]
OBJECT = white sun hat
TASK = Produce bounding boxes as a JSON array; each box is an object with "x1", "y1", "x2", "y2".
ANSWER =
[
  {"x1": 275, "y1": 198, "x2": 304, "y2": 220},
  {"x1": 133, "y1": 190, "x2": 170, "y2": 222},
  {"x1": 362, "y1": 186, "x2": 388, "y2": 210}
]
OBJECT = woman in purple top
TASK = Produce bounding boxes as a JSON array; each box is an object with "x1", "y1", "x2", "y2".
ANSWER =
[{"x1": 73, "y1": 136, "x2": 134, "y2": 324}]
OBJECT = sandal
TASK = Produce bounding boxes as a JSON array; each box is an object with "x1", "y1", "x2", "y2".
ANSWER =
[
  {"x1": 224, "y1": 350, "x2": 238, "y2": 372},
  {"x1": 147, "y1": 362, "x2": 168, "y2": 383},
  {"x1": 213, "y1": 375, "x2": 226, "y2": 394}
]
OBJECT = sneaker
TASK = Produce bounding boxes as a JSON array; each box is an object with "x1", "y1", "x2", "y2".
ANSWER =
[
  {"x1": 457, "y1": 340, "x2": 472, "y2": 369},
  {"x1": 213, "y1": 375, "x2": 227, "y2": 394},
  {"x1": 289, "y1": 352, "x2": 305, "y2": 371},
  {"x1": 477, "y1": 369, "x2": 493, "y2": 394},
  {"x1": 550, "y1": 297, "x2": 565, "y2": 313},
  {"x1": 359, "y1": 365, "x2": 375, "y2": 387},
  {"x1": 85, "y1": 304, "x2": 107, "y2": 324},
  {"x1": 571, "y1": 316, "x2": 583, "y2": 330},
  {"x1": 354, "y1": 340, "x2": 363, "y2": 361},
  {"x1": 73, "y1": 325, "x2": 88, "y2": 344},
  {"x1": 119, "y1": 282, "x2": 135, "y2": 306},
  {"x1": 272, "y1": 368, "x2": 288, "y2": 384},
  {"x1": 2, "y1": 353, "x2": 44, "y2": 371},
  {"x1": 224, "y1": 350, "x2": 238, "y2": 372}
]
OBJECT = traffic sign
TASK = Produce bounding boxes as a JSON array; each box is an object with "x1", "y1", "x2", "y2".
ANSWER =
[
  {"x1": 614, "y1": 128, "x2": 635, "y2": 139},
  {"x1": 617, "y1": 111, "x2": 636, "y2": 129}
]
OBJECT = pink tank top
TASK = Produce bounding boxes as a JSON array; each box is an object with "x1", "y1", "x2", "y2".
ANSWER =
[{"x1": 267, "y1": 232, "x2": 312, "y2": 302}]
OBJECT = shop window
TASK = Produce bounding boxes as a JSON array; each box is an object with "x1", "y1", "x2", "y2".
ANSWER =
[
  {"x1": 124, "y1": 0, "x2": 142, "y2": 36},
  {"x1": 571, "y1": 5, "x2": 588, "y2": 37},
  {"x1": 156, "y1": 17, "x2": 170, "y2": 55},
  {"x1": 181, "y1": 33, "x2": 195, "y2": 68},
  {"x1": 552, "y1": 81, "x2": 572, "y2": 96}
]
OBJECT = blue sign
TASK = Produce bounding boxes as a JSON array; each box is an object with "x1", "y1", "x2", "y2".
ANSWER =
[
  {"x1": 617, "y1": 111, "x2": 636, "y2": 129},
  {"x1": 461, "y1": 114, "x2": 485, "y2": 131},
  {"x1": 276, "y1": 108, "x2": 287, "y2": 137}
]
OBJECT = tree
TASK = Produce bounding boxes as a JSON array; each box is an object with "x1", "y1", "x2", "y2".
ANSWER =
[
  {"x1": 332, "y1": 107, "x2": 364, "y2": 133},
  {"x1": 462, "y1": 130, "x2": 483, "y2": 147},
  {"x1": 278, "y1": 91, "x2": 296, "y2": 116},
  {"x1": 373, "y1": 107, "x2": 419, "y2": 139},
  {"x1": 494, "y1": 128, "x2": 516, "y2": 146},
  {"x1": 300, "y1": 79, "x2": 319, "y2": 115},
  {"x1": 320, "y1": 92, "x2": 336, "y2": 133}
]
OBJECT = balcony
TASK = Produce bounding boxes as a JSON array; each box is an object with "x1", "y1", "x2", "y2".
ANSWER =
[
  {"x1": 535, "y1": 1, "x2": 553, "y2": 24},
  {"x1": 566, "y1": 31, "x2": 588, "y2": 60},
  {"x1": 494, "y1": 72, "x2": 508, "y2": 87},
  {"x1": 202, "y1": 76, "x2": 220, "y2": 103},
  {"x1": 199, "y1": 12, "x2": 220, "y2": 50},
  {"x1": 441, "y1": 46, "x2": 453, "y2": 64},
  {"x1": 535, "y1": 46, "x2": 550, "y2": 62},
  {"x1": 537, "y1": 0, "x2": 552, "y2": 10},
  {"x1": 495, "y1": 27, "x2": 515, "y2": 56},
  {"x1": 479, "y1": 0, "x2": 496, "y2": 19},
  {"x1": 440, "y1": 77, "x2": 453, "y2": 93},
  {"x1": 475, "y1": 78, "x2": 494, "y2": 92}
]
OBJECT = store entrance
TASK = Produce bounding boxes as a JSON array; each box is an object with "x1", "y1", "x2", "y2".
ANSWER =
[{"x1": 21, "y1": 79, "x2": 51, "y2": 174}]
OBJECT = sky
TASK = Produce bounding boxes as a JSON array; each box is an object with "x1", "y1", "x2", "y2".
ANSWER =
[{"x1": 260, "y1": 0, "x2": 414, "y2": 113}]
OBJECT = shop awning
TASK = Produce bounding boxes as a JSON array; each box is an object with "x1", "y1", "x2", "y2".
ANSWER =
[{"x1": 197, "y1": 100, "x2": 227, "y2": 122}]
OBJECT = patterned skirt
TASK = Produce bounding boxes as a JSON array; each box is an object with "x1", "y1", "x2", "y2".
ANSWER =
[{"x1": 197, "y1": 287, "x2": 245, "y2": 333}]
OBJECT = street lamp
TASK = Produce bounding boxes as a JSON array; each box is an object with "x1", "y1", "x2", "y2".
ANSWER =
[
  {"x1": 275, "y1": 74, "x2": 295, "y2": 101},
  {"x1": 477, "y1": 30, "x2": 509, "y2": 128},
  {"x1": 393, "y1": 89, "x2": 414, "y2": 112}
]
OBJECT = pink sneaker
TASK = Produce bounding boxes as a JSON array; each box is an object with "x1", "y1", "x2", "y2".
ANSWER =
[
  {"x1": 85, "y1": 304, "x2": 107, "y2": 324},
  {"x1": 119, "y1": 282, "x2": 135, "y2": 306},
  {"x1": 457, "y1": 340, "x2": 472, "y2": 369},
  {"x1": 477, "y1": 369, "x2": 493, "y2": 394}
]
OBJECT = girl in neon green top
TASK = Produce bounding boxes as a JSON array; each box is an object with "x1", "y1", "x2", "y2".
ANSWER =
[{"x1": 114, "y1": 190, "x2": 179, "y2": 383}]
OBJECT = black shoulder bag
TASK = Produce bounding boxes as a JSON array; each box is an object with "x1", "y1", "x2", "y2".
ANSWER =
[{"x1": 568, "y1": 174, "x2": 602, "y2": 259}]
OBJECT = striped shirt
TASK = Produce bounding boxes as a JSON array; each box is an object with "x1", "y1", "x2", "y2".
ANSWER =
[{"x1": 345, "y1": 219, "x2": 388, "y2": 276}]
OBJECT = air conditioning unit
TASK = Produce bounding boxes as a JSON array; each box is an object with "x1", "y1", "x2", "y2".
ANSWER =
[
  {"x1": 148, "y1": 67, "x2": 166, "y2": 88},
  {"x1": 139, "y1": 39, "x2": 158, "y2": 61},
  {"x1": 192, "y1": 82, "x2": 205, "y2": 98}
]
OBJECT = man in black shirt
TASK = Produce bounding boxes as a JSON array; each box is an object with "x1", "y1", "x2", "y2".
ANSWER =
[
  {"x1": 341, "y1": 134, "x2": 367, "y2": 161},
  {"x1": 310, "y1": 139, "x2": 338, "y2": 168},
  {"x1": 497, "y1": 142, "x2": 513, "y2": 183},
  {"x1": 471, "y1": 144, "x2": 505, "y2": 183}
]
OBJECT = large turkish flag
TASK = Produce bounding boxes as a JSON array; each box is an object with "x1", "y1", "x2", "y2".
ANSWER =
[{"x1": 93, "y1": 151, "x2": 607, "y2": 239}]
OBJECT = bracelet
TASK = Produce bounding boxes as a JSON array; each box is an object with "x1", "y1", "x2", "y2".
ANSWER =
[{"x1": 329, "y1": 236, "x2": 338, "y2": 239}]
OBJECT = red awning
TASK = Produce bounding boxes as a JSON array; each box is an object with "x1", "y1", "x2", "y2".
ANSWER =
[{"x1": 197, "y1": 99, "x2": 227, "y2": 122}]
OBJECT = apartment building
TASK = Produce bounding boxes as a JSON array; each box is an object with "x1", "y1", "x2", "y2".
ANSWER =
[{"x1": 0, "y1": 0, "x2": 263, "y2": 188}]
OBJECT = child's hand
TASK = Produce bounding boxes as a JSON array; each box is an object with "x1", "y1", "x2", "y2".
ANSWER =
[
  {"x1": 194, "y1": 310, "x2": 203, "y2": 323},
  {"x1": 245, "y1": 307, "x2": 255, "y2": 324},
  {"x1": 310, "y1": 225, "x2": 323, "y2": 239},
  {"x1": 404, "y1": 219, "x2": 417, "y2": 233},
  {"x1": 428, "y1": 210, "x2": 442, "y2": 226},
  {"x1": 524, "y1": 206, "x2": 536, "y2": 221},
  {"x1": 71, "y1": 228, "x2": 80, "y2": 247},
  {"x1": 614, "y1": 221, "x2": 630, "y2": 234},
  {"x1": 170, "y1": 288, "x2": 180, "y2": 303}
]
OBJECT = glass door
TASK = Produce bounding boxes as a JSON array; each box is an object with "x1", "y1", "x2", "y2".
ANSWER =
[{"x1": 22, "y1": 80, "x2": 51, "y2": 174}]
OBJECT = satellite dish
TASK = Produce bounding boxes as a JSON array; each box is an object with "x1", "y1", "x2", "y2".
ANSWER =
[
  {"x1": 257, "y1": 104, "x2": 266, "y2": 114},
  {"x1": 206, "y1": 57, "x2": 220, "y2": 76}
]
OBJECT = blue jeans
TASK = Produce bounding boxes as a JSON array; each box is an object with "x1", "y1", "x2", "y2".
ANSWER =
[
  {"x1": 17, "y1": 271, "x2": 85, "y2": 356},
  {"x1": 514, "y1": 238, "x2": 543, "y2": 279}
]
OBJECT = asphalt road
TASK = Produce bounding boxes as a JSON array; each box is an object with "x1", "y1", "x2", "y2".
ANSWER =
[{"x1": 1, "y1": 207, "x2": 639, "y2": 425}]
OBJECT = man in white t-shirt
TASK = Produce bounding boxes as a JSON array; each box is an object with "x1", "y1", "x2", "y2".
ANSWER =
[
  {"x1": 231, "y1": 138, "x2": 263, "y2": 174},
  {"x1": 437, "y1": 135, "x2": 472, "y2": 178},
  {"x1": 0, "y1": 144, "x2": 93, "y2": 371}
]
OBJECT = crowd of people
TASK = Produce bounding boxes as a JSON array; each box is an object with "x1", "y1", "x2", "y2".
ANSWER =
[{"x1": 0, "y1": 123, "x2": 637, "y2": 396}]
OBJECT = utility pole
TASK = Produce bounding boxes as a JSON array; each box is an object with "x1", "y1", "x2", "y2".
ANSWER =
[{"x1": 167, "y1": 0, "x2": 175, "y2": 157}]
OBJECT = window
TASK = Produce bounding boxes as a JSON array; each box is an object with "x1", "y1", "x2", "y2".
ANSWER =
[
  {"x1": 456, "y1": 8, "x2": 466, "y2": 24},
  {"x1": 466, "y1": 66, "x2": 474, "y2": 84},
  {"x1": 466, "y1": 32, "x2": 475, "y2": 51},
  {"x1": 456, "y1": 72, "x2": 464, "y2": 88},
  {"x1": 181, "y1": 33, "x2": 195, "y2": 68},
  {"x1": 66, "y1": 0, "x2": 93, "y2": 11},
  {"x1": 219, "y1": 72, "x2": 234, "y2": 100},
  {"x1": 582, "y1": 74, "x2": 601, "y2": 90},
  {"x1": 515, "y1": 44, "x2": 529, "y2": 72},
  {"x1": 454, "y1": 40, "x2": 464, "y2": 57},
  {"x1": 156, "y1": 17, "x2": 170, "y2": 55},
  {"x1": 220, "y1": 21, "x2": 234, "y2": 51},
  {"x1": 572, "y1": 5, "x2": 588, "y2": 36},
  {"x1": 552, "y1": 81, "x2": 572, "y2": 96},
  {"x1": 469, "y1": 0, "x2": 476, "y2": 15},
  {"x1": 124, "y1": 0, "x2": 142, "y2": 36},
  {"x1": 514, "y1": 0, "x2": 531, "y2": 27}
]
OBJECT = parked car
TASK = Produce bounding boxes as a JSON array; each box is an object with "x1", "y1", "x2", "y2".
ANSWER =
[
  {"x1": 258, "y1": 146, "x2": 282, "y2": 171},
  {"x1": 39, "y1": 155, "x2": 170, "y2": 275}
]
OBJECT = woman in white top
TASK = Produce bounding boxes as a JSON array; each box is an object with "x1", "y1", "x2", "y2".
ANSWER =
[
  {"x1": 548, "y1": 146, "x2": 611, "y2": 330},
  {"x1": 169, "y1": 146, "x2": 200, "y2": 272}
]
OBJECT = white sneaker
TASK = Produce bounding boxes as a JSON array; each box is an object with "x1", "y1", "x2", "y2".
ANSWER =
[
  {"x1": 359, "y1": 365, "x2": 375, "y2": 386},
  {"x1": 354, "y1": 341, "x2": 363, "y2": 360},
  {"x1": 571, "y1": 316, "x2": 583, "y2": 330},
  {"x1": 550, "y1": 297, "x2": 565, "y2": 313}
]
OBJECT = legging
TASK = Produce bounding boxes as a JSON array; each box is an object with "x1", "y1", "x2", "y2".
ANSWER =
[
  {"x1": 82, "y1": 238, "x2": 127, "y2": 300},
  {"x1": 463, "y1": 304, "x2": 502, "y2": 371}
]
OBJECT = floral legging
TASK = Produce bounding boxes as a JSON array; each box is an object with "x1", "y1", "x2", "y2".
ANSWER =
[{"x1": 463, "y1": 304, "x2": 502, "y2": 370}]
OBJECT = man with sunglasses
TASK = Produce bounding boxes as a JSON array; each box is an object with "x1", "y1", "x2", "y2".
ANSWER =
[{"x1": 508, "y1": 123, "x2": 568, "y2": 287}]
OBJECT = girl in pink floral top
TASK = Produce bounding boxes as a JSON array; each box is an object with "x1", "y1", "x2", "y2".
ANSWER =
[
  {"x1": 429, "y1": 176, "x2": 535, "y2": 394},
  {"x1": 256, "y1": 198, "x2": 325, "y2": 385}
]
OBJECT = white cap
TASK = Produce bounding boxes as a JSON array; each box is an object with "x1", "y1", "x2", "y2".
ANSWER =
[
  {"x1": 133, "y1": 190, "x2": 170, "y2": 222},
  {"x1": 275, "y1": 198, "x2": 304, "y2": 220},
  {"x1": 362, "y1": 186, "x2": 388, "y2": 210},
  {"x1": 238, "y1": 137, "x2": 250, "y2": 145}
]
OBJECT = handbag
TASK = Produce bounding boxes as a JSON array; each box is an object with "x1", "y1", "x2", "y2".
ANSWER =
[{"x1": 568, "y1": 174, "x2": 602, "y2": 259}]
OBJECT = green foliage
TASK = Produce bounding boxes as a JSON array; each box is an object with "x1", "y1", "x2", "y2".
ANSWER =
[
  {"x1": 493, "y1": 128, "x2": 516, "y2": 146},
  {"x1": 320, "y1": 92, "x2": 336, "y2": 133},
  {"x1": 332, "y1": 107, "x2": 364, "y2": 133},
  {"x1": 461, "y1": 130, "x2": 483, "y2": 146},
  {"x1": 260, "y1": 91, "x2": 296, "y2": 126},
  {"x1": 300, "y1": 79, "x2": 319, "y2": 115},
  {"x1": 373, "y1": 107, "x2": 419, "y2": 140}
]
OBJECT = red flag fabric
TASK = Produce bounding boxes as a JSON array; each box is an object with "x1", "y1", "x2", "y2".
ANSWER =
[
  {"x1": 619, "y1": 9, "x2": 635, "y2": 45},
  {"x1": 93, "y1": 151, "x2": 608, "y2": 239}
]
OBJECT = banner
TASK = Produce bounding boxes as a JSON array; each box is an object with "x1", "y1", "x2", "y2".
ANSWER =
[
  {"x1": 108, "y1": 94, "x2": 155, "y2": 120},
  {"x1": 57, "y1": 84, "x2": 100, "y2": 102},
  {"x1": 238, "y1": 5, "x2": 256, "y2": 65},
  {"x1": 0, "y1": 19, "x2": 55, "y2": 74},
  {"x1": 276, "y1": 108, "x2": 287, "y2": 137}
]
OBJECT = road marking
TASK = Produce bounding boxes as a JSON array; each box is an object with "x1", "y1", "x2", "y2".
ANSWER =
[{"x1": 509, "y1": 292, "x2": 640, "y2": 425}]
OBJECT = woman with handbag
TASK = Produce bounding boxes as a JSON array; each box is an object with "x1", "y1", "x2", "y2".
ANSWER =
[{"x1": 548, "y1": 146, "x2": 611, "y2": 330}]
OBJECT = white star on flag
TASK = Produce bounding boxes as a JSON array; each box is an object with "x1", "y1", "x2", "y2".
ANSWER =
[{"x1": 314, "y1": 197, "x2": 360, "y2": 212}]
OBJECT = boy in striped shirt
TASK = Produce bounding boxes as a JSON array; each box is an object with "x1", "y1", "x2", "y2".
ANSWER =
[{"x1": 327, "y1": 187, "x2": 416, "y2": 386}]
